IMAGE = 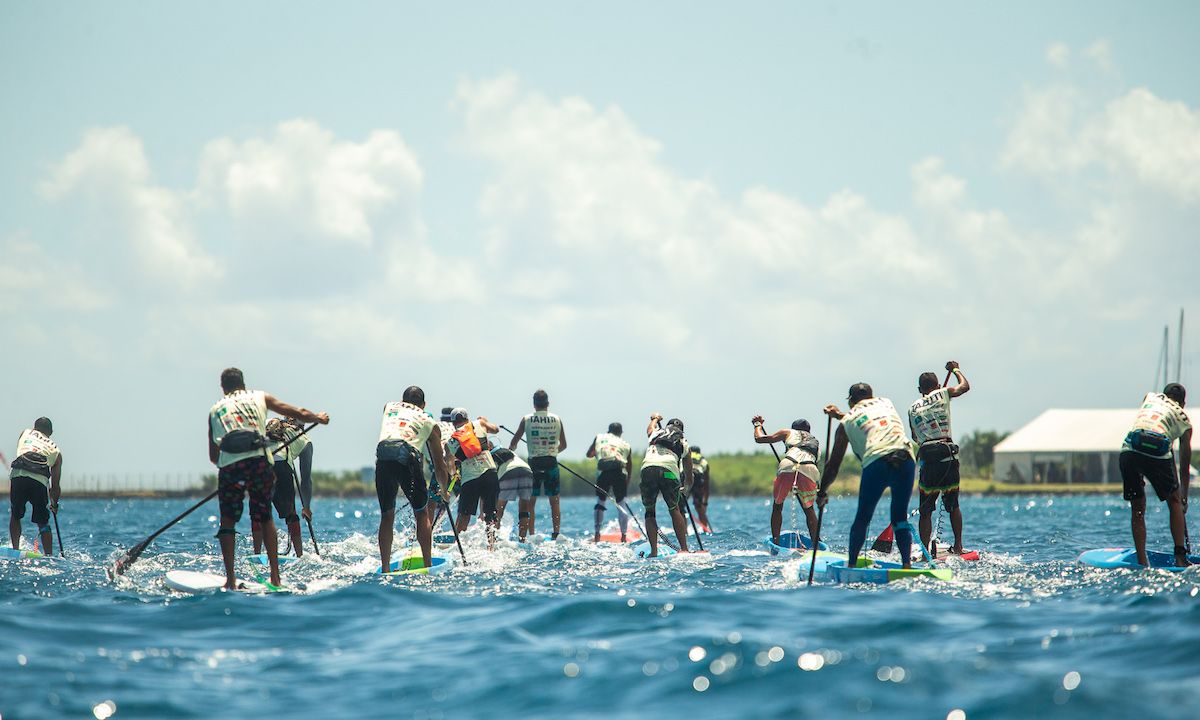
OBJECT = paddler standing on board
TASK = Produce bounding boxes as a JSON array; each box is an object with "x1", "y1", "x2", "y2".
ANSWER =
[
  {"x1": 424, "y1": 408, "x2": 458, "y2": 531},
  {"x1": 508, "y1": 389, "x2": 567, "y2": 540},
  {"x1": 8, "y1": 417, "x2": 62, "y2": 555},
  {"x1": 586, "y1": 422, "x2": 633, "y2": 542},
  {"x1": 447, "y1": 409, "x2": 501, "y2": 550},
  {"x1": 376, "y1": 386, "x2": 451, "y2": 573},
  {"x1": 252, "y1": 418, "x2": 315, "y2": 558},
  {"x1": 753, "y1": 417, "x2": 820, "y2": 547},
  {"x1": 639, "y1": 414, "x2": 694, "y2": 557},
  {"x1": 1120, "y1": 383, "x2": 1192, "y2": 567},
  {"x1": 491, "y1": 439, "x2": 534, "y2": 542},
  {"x1": 909, "y1": 361, "x2": 971, "y2": 554},
  {"x1": 817, "y1": 384, "x2": 917, "y2": 569},
  {"x1": 688, "y1": 446, "x2": 713, "y2": 533},
  {"x1": 208, "y1": 368, "x2": 329, "y2": 590}
]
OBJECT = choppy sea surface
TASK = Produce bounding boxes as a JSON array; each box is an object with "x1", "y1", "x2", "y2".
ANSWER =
[{"x1": 2, "y1": 494, "x2": 1198, "y2": 719}]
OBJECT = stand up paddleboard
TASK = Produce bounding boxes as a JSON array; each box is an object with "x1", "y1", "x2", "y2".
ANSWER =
[
  {"x1": 1077, "y1": 548, "x2": 1200, "y2": 571},
  {"x1": 597, "y1": 530, "x2": 643, "y2": 543},
  {"x1": 377, "y1": 556, "x2": 450, "y2": 576},
  {"x1": 782, "y1": 550, "x2": 845, "y2": 581},
  {"x1": 631, "y1": 540, "x2": 677, "y2": 558},
  {"x1": 247, "y1": 554, "x2": 301, "y2": 567},
  {"x1": 163, "y1": 570, "x2": 285, "y2": 594},
  {"x1": 764, "y1": 531, "x2": 829, "y2": 556},
  {"x1": 0, "y1": 547, "x2": 46, "y2": 561},
  {"x1": 927, "y1": 547, "x2": 980, "y2": 562},
  {"x1": 826, "y1": 558, "x2": 953, "y2": 584}
]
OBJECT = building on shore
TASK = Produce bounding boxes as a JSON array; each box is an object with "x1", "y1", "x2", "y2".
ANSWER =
[{"x1": 993, "y1": 409, "x2": 1136, "y2": 486}]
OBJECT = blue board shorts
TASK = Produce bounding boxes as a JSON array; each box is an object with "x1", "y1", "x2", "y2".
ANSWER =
[{"x1": 530, "y1": 456, "x2": 561, "y2": 497}]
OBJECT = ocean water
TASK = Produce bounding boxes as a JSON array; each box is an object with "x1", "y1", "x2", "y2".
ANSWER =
[{"x1": 2, "y1": 494, "x2": 1198, "y2": 720}]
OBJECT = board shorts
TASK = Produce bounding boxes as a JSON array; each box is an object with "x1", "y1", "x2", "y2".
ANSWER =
[
  {"x1": 640, "y1": 466, "x2": 681, "y2": 512},
  {"x1": 530, "y1": 456, "x2": 561, "y2": 497},
  {"x1": 8, "y1": 476, "x2": 50, "y2": 525},
  {"x1": 1120, "y1": 450, "x2": 1178, "y2": 502},
  {"x1": 498, "y1": 468, "x2": 534, "y2": 502},
  {"x1": 271, "y1": 460, "x2": 299, "y2": 521},
  {"x1": 458, "y1": 469, "x2": 499, "y2": 521},
  {"x1": 596, "y1": 468, "x2": 629, "y2": 504},
  {"x1": 376, "y1": 442, "x2": 428, "y2": 514},
  {"x1": 917, "y1": 442, "x2": 961, "y2": 493},
  {"x1": 218, "y1": 456, "x2": 275, "y2": 524},
  {"x1": 773, "y1": 465, "x2": 818, "y2": 507}
]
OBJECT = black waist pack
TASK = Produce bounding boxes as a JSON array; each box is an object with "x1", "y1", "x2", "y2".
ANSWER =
[
  {"x1": 918, "y1": 441, "x2": 959, "y2": 463},
  {"x1": 377, "y1": 439, "x2": 414, "y2": 463},
  {"x1": 220, "y1": 429, "x2": 267, "y2": 454},
  {"x1": 1126, "y1": 429, "x2": 1171, "y2": 456},
  {"x1": 598, "y1": 458, "x2": 625, "y2": 472},
  {"x1": 883, "y1": 449, "x2": 913, "y2": 468},
  {"x1": 11, "y1": 452, "x2": 51, "y2": 478}
]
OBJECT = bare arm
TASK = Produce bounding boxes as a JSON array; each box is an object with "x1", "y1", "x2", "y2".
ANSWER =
[
  {"x1": 476, "y1": 416, "x2": 500, "y2": 434},
  {"x1": 508, "y1": 418, "x2": 526, "y2": 451},
  {"x1": 646, "y1": 414, "x2": 662, "y2": 438},
  {"x1": 817, "y1": 425, "x2": 849, "y2": 498},
  {"x1": 427, "y1": 426, "x2": 450, "y2": 498},
  {"x1": 49, "y1": 456, "x2": 62, "y2": 506},
  {"x1": 682, "y1": 452, "x2": 694, "y2": 493},
  {"x1": 298, "y1": 442, "x2": 314, "y2": 509},
  {"x1": 264, "y1": 394, "x2": 330, "y2": 425},
  {"x1": 1180, "y1": 428, "x2": 1192, "y2": 508},
  {"x1": 558, "y1": 423, "x2": 567, "y2": 453},
  {"x1": 586, "y1": 437, "x2": 597, "y2": 458},
  {"x1": 945, "y1": 361, "x2": 970, "y2": 398},
  {"x1": 208, "y1": 423, "x2": 219, "y2": 465}
]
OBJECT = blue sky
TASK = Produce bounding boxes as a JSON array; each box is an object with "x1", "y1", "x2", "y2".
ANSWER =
[{"x1": 2, "y1": 2, "x2": 1198, "y2": 475}]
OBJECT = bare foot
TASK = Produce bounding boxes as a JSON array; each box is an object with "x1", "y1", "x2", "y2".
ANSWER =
[{"x1": 1174, "y1": 554, "x2": 1192, "y2": 568}]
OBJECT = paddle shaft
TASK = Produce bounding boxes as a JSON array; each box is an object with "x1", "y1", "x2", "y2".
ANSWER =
[
  {"x1": 756, "y1": 421, "x2": 812, "y2": 535},
  {"x1": 499, "y1": 425, "x2": 675, "y2": 551},
  {"x1": 51, "y1": 508, "x2": 64, "y2": 557},
  {"x1": 682, "y1": 493, "x2": 705, "y2": 551},
  {"x1": 111, "y1": 422, "x2": 318, "y2": 576},
  {"x1": 441, "y1": 498, "x2": 469, "y2": 566},
  {"x1": 289, "y1": 458, "x2": 320, "y2": 557},
  {"x1": 807, "y1": 416, "x2": 833, "y2": 586}
]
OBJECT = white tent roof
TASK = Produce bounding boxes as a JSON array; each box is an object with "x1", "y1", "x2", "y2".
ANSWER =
[{"x1": 993, "y1": 409, "x2": 1135, "y2": 453}]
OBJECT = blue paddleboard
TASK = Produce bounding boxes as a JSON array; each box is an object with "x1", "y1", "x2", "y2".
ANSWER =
[
  {"x1": 0, "y1": 547, "x2": 45, "y2": 561},
  {"x1": 1077, "y1": 547, "x2": 1199, "y2": 571},
  {"x1": 826, "y1": 558, "x2": 953, "y2": 584},
  {"x1": 631, "y1": 540, "x2": 678, "y2": 558},
  {"x1": 763, "y1": 531, "x2": 829, "y2": 555},
  {"x1": 246, "y1": 554, "x2": 301, "y2": 567}
]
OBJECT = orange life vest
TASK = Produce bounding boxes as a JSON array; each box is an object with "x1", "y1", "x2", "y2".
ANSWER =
[{"x1": 451, "y1": 422, "x2": 483, "y2": 460}]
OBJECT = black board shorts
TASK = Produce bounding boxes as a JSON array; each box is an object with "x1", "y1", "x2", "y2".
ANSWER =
[
  {"x1": 8, "y1": 476, "x2": 50, "y2": 525},
  {"x1": 1120, "y1": 450, "x2": 1178, "y2": 502},
  {"x1": 376, "y1": 442, "x2": 427, "y2": 513},
  {"x1": 639, "y1": 466, "x2": 681, "y2": 512},
  {"x1": 917, "y1": 442, "x2": 961, "y2": 493},
  {"x1": 271, "y1": 460, "x2": 299, "y2": 520},
  {"x1": 458, "y1": 469, "x2": 499, "y2": 521},
  {"x1": 596, "y1": 468, "x2": 628, "y2": 504}
]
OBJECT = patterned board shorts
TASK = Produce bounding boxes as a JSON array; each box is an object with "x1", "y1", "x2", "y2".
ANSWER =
[{"x1": 218, "y1": 456, "x2": 275, "y2": 524}]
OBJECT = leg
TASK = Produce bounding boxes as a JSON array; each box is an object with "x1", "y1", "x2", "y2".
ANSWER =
[
  {"x1": 770, "y1": 473, "x2": 790, "y2": 543},
  {"x1": 645, "y1": 508, "x2": 659, "y2": 557},
  {"x1": 943, "y1": 490, "x2": 964, "y2": 552},
  {"x1": 614, "y1": 475, "x2": 630, "y2": 540},
  {"x1": 285, "y1": 517, "x2": 303, "y2": 557},
  {"x1": 918, "y1": 491, "x2": 937, "y2": 548},
  {"x1": 802, "y1": 503, "x2": 819, "y2": 545},
  {"x1": 9, "y1": 513, "x2": 19, "y2": 550},
  {"x1": 261, "y1": 518, "x2": 282, "y2": 585},
  {"x1": 518, "y1": 499, "x2": 532, "y2": 542},
  {"x1": 665, "y1": 480, "x2": 689, "y2": 552},
  {"x1": 495, "y1": 499, "x2": 508, "y2": 524},
  {"x1": 379, "y1": 509, "x2": 396, "y2": 573},
  {"x1": 218, "y1": 521, "x2": 238, "y2": 590},
  {"x1": 889, "y1": 459, "x2": 916, "y2": 568},
  {"x1": 1167, "y1": 492, "x2": 1191, "y2": 566},
  {"x1": 848, "y1": 465, "x2": 887, "y2": 566},
  {"x1": 1131, "y1": 496, "x2": 1148, "y2": 566},
  {"x1": 669, "y1": 505, "x2": 690, "y2": 552},
  {"x1": 414, "y1": 507, "x2": 432, "y2": 567},
  {"x1": 251, "y1": 521, "x2": 264, "y2": 554},
  {"x1": 215, "y1": 466, "x2": 246, "y2": 590},
  {"x1": 770, "y1": 503, "x2": 784, "y2": 544},
  {"x1": 550, "y1": 496, "x2": 562, "y2": 539}
]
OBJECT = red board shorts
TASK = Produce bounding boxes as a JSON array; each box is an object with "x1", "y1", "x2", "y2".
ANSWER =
[
  {"x1": 218, "y1": 456, "x2": 275, "y2": 524},
  {"x1": 773, "y1": 465, "x2": 818, "y2": 507}
]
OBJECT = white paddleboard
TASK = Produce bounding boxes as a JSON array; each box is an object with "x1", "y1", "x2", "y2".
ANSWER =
[{"x1": 164, "y1": 570, "x2": 281, "y2": 594}]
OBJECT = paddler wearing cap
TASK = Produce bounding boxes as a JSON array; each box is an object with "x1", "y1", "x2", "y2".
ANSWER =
[
  {"x1": 753, "y1": 416, "x2": 819, "y2": 546},
  {"x1": 8, "y1": 417, "x2": 62, "y2": 555},
  {"x1": 447, "y1": 408, "x2": 501, "y2": 550},
  {"x1": 817, "y1": 383, "x2": 917, "y2": 569},
  {"x1": 1120, "y1": 383, "x2": 1192, "y2": 567},
  {"x1": 639, "y1": 414, "x2": 694, "y2": 557}
]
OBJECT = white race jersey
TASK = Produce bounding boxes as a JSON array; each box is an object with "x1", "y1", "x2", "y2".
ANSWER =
[
  {"x1": 524, "y1": 411, "x2": 562, "y2": 458},
  {"x1": 1122, "y1": 392, "x2": 1192, "y2": 459},
  {"x1": 271, "y1": 422, "x2": 312, "y2": 463},
  {"x1": 909, "y1": 388, "x2": 953, "y2": 445},
  {"x1": 641, "y1": 429, "x2": 689, "y2": 476},
  {"x1": 9, "y1": 429, "x2": 60, "y2": 486},
  {"x1": 843, "y1": 397, "x2": 912, "y2": 469},
  {"x1": 209, "y1": 390, "x2": 269, "y2": 469},
  {"x1": 378, "y1": 401, "x2": 437, "y2": 453},
  {"x1": 450, "y1": 420, "x2": 496, "y2": 482},
  {"x1": 779, "y1": 429, "x2": 819, "y2": 474},
  {"x1": 594, "y1": 432, "x2": 632, "y2": 471}
]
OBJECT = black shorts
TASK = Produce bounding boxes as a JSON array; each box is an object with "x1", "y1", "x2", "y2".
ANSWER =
[
  {"x1": 640, "y1": 466, "x2": 681, "y2": 512},
  {"x1": 917, "y1": 442, "x2": 961, "y2": 493},
  {"x1": 272, "y1": 461, "x2": 299, "y2": 520},
  {"x1": 530, "y1": 456, "x2": 561, "y2": 497},
  {"x1": 458, "y1": 469, "x2": 499, "y2": 521},
  {"x1": 1120, "y1": 450, "x2": 1179, "y2": 502},
  {"x1": 218, "y1": 456, "x2": 275, "y2": 524},
  {"x1": 8, "y1": 476, "x2": 50, "y2": 525},
  {"x1": 376, "y1": 442, "x2": 428, "y2": 513},
  {"x1": 596, "y1": 468, "x2": 628, "y2": 504},
  {"x1": 691, "y1": 474, "x2": 708, "y2": 499}
]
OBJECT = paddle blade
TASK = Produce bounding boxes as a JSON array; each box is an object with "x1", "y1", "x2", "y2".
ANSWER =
[
  {"x1": 871, "y1": 524, "x2": 895, "y2": 554},
  {"x1": 110, "y1": 541, "x2": 149, "y2": 577}
]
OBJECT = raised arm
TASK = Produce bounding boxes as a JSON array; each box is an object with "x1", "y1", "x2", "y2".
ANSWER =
[
  {"x1": 508, "y1": 418, "x2": 526, "y2": 451},
  {"x1": 945, "y1": 361, "x2": 970, "y2": 398},
  {"x1": 646, "y1": 414, "x2": 662, "y2": 438},
  {"x1": 752, "y1": 416, "x2": 790, "y2": 444},
  {"x1": 265, "y1": 394, "x2": 330, "y2": 425},
  {"x1": 816, "y1": 406, "x2": 849, "y2": 506},
  {"x1": 476, "y1": 416, "x2": 500, "y2": 434}
]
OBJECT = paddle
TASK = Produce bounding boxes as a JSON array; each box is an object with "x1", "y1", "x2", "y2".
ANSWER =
[
  {"x1": 291, "y1": 459, "x2": 320, "y2": 557},
  {"x1": 51, "y1": 507, "x2": 65, "y2": 557},
  {"x1": 806, "y1": 416, "x2": 833, "y2": 586},
  {"x1": 498, "y1": 425, "x2": 675, "y2": 551},
  {"x1": 109, "y1": 422, "x2": 318, "y2": 577},
  {"x1": 440, "y1": 497, "x2": 469, "y2": 566},
  {"x1": 681, "y1": 490, "x2": 705, "y2": 551},
  {"x1": 756, "y1": 420, "x2": 813, "y2": 542}
]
